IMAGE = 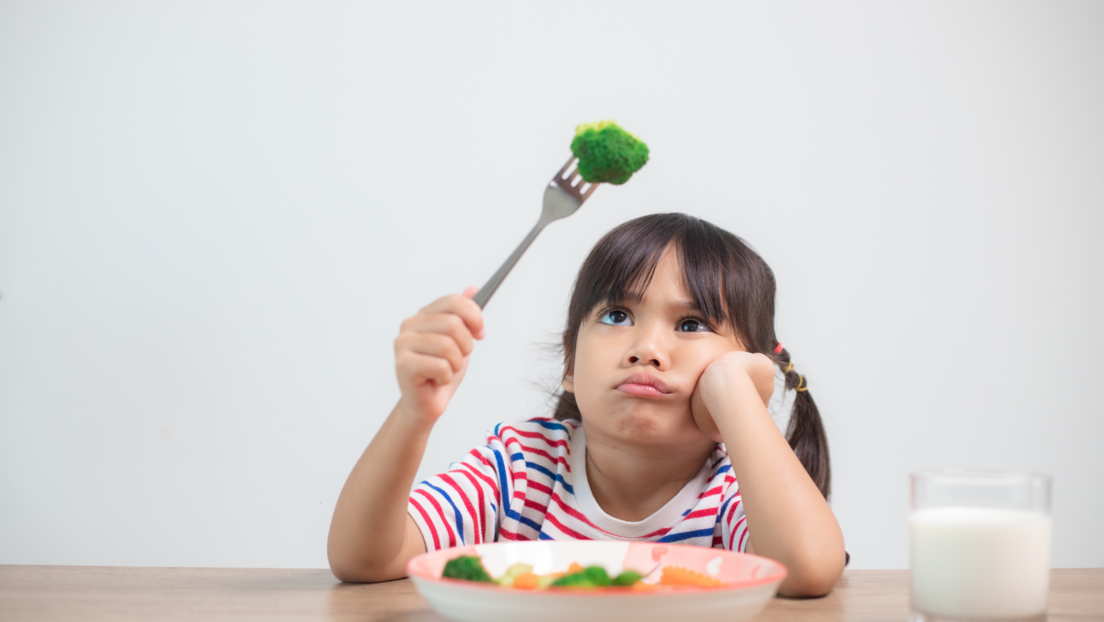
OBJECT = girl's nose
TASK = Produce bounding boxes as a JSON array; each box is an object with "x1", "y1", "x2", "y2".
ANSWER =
[
  {"x1": 627, "y1": 337, "x2": 668, "y2": 370},
  {"x1": 628, "y1": 354, "x2": 664, "y2": 368}
]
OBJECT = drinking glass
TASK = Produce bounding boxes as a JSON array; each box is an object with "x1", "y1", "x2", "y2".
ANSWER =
[{"x1": 910, "y1": 469, "x2": 1052, "y2": 622}]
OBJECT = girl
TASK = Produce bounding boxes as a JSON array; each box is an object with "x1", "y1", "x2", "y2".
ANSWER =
[{"x1": 328, "y1": 213, "x2": 845, "y2": 596}]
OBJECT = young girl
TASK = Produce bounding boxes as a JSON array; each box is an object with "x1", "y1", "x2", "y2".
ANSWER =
[{"x1": 328, "y1": 213, "x2": 846, "y2": 596}]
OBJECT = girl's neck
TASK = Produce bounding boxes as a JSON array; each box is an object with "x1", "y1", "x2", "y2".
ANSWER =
[{"x1": 581, "y1": 424, "x2": 716, "y2": 522}]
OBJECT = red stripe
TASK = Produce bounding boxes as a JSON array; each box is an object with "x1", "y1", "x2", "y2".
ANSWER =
[
  {"x1": 453, "y1": 468, "x2": 488, "y2": 544},
  {"x1": 498, "y1": 527, "x2": 531, "y2": 541},
  {"x1": 524, "y1": 498, "x2": 548, "y2": 514},
  {"x1": 472, "y1": 449, "x2": 497, "y2": 471},
  {"x1": 460, "y1": 460, "x2": 499, "y2": 495},
  {"x1": 697, "y1": 485, "x2": 723, "y2": 499},
  {"x1": 684, "y1": 508, "x2": 718, "y2": 520},
  {"x1": 439, "y1": 473, "x2": 479, "y2": 545},
  {"x1": 549, "y1": 493, "x2": 671, "y2": 539},
  {"x1": 513, "y1": 490, "x2": 527, "y2": 500},
  {"x1": 527, "y1": 480, "x2": 553, "y2": 496},
  {"x1": 498, "y1": 425, "x2": 568, "y2": 448},
  {"x1": 544, "y1": 511, "x2": 592, "y2": 540},
  {"x1": 503, "y1": 439, "x2": 571, "y2": 473},
  {"x1": 413, "y1": 489, "x2": 456, "y2": 548},
  {"x1": 726, "y1": 495, "x2": 743, "y2": 523},
  {"x1": 549, "y1": 493, "x2": 604, "y2": 532},
  {"x1": 409, "y1": 496, "x2": 441, "y2": 550},
  {"x1": 712, "y1": 535, "x2": 724, "y2": 547},
  {"x1": 734, "y1": 516, "x2": 748, "y2": 552}
]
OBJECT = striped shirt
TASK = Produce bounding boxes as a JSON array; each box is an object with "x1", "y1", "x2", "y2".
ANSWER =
[{"x1": 407, "y1": 417, "x2": 749, "y2": 552}]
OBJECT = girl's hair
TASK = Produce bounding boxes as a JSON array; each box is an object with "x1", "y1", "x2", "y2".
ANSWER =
[{"x1": 552, "y1": 213, "x2": 832, "y2": 499}]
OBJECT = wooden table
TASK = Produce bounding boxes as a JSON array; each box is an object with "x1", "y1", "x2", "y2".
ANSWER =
[{"x1": 1, "y1": 566, "x2": 1101, "y2": 621}]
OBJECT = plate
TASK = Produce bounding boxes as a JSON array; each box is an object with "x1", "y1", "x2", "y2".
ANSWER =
[{"x1": 406, "y1": 540, "x2": 787, "y2": 622}]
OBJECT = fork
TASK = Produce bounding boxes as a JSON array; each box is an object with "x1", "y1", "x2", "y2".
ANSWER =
[{"x1": 472, "y1": 157, "x2": 599, "y2": 308}]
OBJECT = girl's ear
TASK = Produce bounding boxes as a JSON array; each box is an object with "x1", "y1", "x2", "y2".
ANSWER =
[{"x1": 562, "y1": 363, "x2": 575, "y2": 393}]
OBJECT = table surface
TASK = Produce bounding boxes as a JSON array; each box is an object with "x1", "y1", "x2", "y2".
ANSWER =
[{"x1": 1, "y1": 566, "x2": 1101, "y2": 622}]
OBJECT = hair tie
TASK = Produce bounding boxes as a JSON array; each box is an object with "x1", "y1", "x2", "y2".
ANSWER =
[
  {"x1": 783, "y1": 361, "x2": 808, "y2": 392},
  {"x1": 773, "y1": 342, "x2": 783, "y2": 354}
]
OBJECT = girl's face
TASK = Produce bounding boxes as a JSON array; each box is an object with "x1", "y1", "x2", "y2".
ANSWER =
[{"x1": 562, "y1": 246, "x2": 746, "y2": 447}]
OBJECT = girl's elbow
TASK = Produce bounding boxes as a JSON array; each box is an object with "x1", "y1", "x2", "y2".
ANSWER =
[
  {"x1": 327, "y1": 543, "x2": 393, "y2": 584},
  {"x1": 778, "y1": 553, "x2": 845, "y2": 597},
  {"x1": 329, "y1": 555, "x2": 401, "y2": 584}
]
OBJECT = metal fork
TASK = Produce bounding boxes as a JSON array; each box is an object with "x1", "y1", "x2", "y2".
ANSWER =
[{"x1": 472, "y1": 157, "x2": 599, "y2": 308}]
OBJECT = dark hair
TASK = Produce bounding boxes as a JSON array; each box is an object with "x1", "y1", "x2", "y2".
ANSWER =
[{"x1": 552, "y1": 213, "x2": 832, "y2": 498}]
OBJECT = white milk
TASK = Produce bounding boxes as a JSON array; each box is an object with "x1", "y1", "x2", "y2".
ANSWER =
[{"x1": 910, "y1": 507, "x2": 1051, "y2": 618}]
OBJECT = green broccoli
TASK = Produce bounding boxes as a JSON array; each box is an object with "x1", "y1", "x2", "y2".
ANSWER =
[
  {"x1": 550, "y1": 565, "x2": 613, "y2": 588},
  {"x1": 441, "y1": 555, "x2": 494, "y2": 583},
  {"x1": 570, "y1": 120, "x2": 649, "y2": 185},
  {"x1": 611, "y1": 570, "x2": 643, "y2": 586}
]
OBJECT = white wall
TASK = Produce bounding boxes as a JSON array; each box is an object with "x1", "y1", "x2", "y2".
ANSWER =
[{"x1": 2, "y1": 1, "x2": 1102, "y2": 570}]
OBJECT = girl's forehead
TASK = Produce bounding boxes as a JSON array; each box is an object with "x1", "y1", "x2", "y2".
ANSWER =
[{"x1": 619, "y1": 248, "x2": 695, "y2": 304}]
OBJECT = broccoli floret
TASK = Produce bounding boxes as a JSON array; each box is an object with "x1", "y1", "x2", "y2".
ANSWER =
[
  {"x1": 612, "y1": 570, "x2": 643, "y2": 586},
  {"x1": 551, "y1": 565, "x2": 613, "y2": 588},
  {"x1": 441, "y1": 555, "x2": 494, "y2": 583},
  {"x1": 570, "y1": 120, "x2": 649, "y2": 185}
]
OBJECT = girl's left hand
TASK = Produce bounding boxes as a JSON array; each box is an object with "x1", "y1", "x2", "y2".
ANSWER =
[{"x1": 691, "y1": 351, "x2": 776, "y2": 442}]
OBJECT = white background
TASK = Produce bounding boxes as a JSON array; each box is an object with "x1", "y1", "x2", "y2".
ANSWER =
[{"x1": 2, "y1": 1, "x2": 1102, "y2": 570}]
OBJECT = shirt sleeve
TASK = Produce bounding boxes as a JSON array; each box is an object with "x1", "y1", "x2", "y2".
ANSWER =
[
  {"x1": 719, "y1": 482, "x2": 750, "y2": 552},
  {"x1": 407, "y1": 431, "x2": 508, "y2": 551}
]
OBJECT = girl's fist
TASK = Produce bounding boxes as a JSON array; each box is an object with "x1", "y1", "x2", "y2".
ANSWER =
[
  {"x1": 691, "y1": 351, "x2": 776, "y2": 443},
  {"x1": 394, "y1": 287, "x2": 485, "y2": 424}
]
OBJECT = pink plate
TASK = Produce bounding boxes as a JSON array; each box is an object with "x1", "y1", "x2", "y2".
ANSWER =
[{"x1": 406, "y1": 540, "x2": 787, "y2": 622}]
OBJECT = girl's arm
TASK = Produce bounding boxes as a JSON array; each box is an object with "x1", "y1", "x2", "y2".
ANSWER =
[
  {"x1": 327, "y1": 289, "x2": 484, "y2": 583},
  {"x1": 692, "y1": 351, "x2": 845, "y2": 597}
]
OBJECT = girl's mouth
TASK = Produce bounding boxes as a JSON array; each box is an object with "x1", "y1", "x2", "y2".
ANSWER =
[{"x1": 616, "y1": 373, "x2": 674, "y2": 398}]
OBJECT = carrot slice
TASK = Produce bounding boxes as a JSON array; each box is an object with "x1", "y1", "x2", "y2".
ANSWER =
[
  {"x1": 512, "y1": 572, "x2": 539, "y2": 590},
  {"x1": 566, "y1": 562, "x2": 585, "y2": 574},
  {"x1": 658, "y1": 566, "x2": 723, "y2": 587}
]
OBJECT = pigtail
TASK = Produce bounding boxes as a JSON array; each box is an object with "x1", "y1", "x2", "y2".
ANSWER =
[{"x1": 773, "y1": 347, "x2": 832, "y2": 500}]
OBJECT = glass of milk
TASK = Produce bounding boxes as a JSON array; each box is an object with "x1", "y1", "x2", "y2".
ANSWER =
[{"x1": 910, "y1": 469, "x2": 1052, "y2": 622}]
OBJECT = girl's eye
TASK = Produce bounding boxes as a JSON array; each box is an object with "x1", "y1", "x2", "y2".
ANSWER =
[
  {"x1": 678, "y1": 318, "x2": 709, "y2": 332},
  {"x1": 598, "y1": 309, "x2": 632, "y2": 326}
]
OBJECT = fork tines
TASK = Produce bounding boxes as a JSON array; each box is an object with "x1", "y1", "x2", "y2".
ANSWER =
[{"x1": 552, "y1": 157, "x2": 599, "y2": 202}]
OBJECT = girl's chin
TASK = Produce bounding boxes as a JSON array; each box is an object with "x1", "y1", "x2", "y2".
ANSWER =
[{"x1": 586, "y1": 406, "x2": 707, "y2": 446}]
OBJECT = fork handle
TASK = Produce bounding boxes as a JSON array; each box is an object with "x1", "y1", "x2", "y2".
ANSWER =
[{"x1": 473, "y1": 218, "x2": 548, "y2": 309}]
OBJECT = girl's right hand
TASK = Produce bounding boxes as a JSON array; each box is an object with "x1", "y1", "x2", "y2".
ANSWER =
[{"x1": 394, "y1": 286, "x2": 485, "y2": 424}]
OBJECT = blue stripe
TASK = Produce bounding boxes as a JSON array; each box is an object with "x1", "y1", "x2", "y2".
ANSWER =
[
  {"x1": 424, "y1": 482, "x2": 465, "y2": 545},
  {"x1": 713, "y1": 464, "x2": 732, "y2": 476},
  {"x1": 510, "y1": 452, "x2": 524, "y2": 462},
  {"x1": 532, "y1": 419, "x2": 568, "y2": 432},
  {"x1": 539, "y1": 531, "x2": 554, "y2": 540},
  {"x1": 488, "y1": 450, "x2": 528, "y2": 528},
  {"x1": 556, "y1": 477, "x2": 574, "y2": 497},
  {"x1": 522, "y1": 462, "x2": 575, "y2": 495},
  {"x1": 657, "y1": 528, "x2": 715, "y2": 543},
  {"x1": 526, "y1": 461, "x2": 555, "y2": 480},
  {"x1": 491, "y1": 448, "x2": 510, "y2": 515},
  {"x1": 495, "y1": 422, "x2": 503, "y2": 436},
  {"x1": 518, "y1": 515, "x2": 543, "y2": 532}
]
